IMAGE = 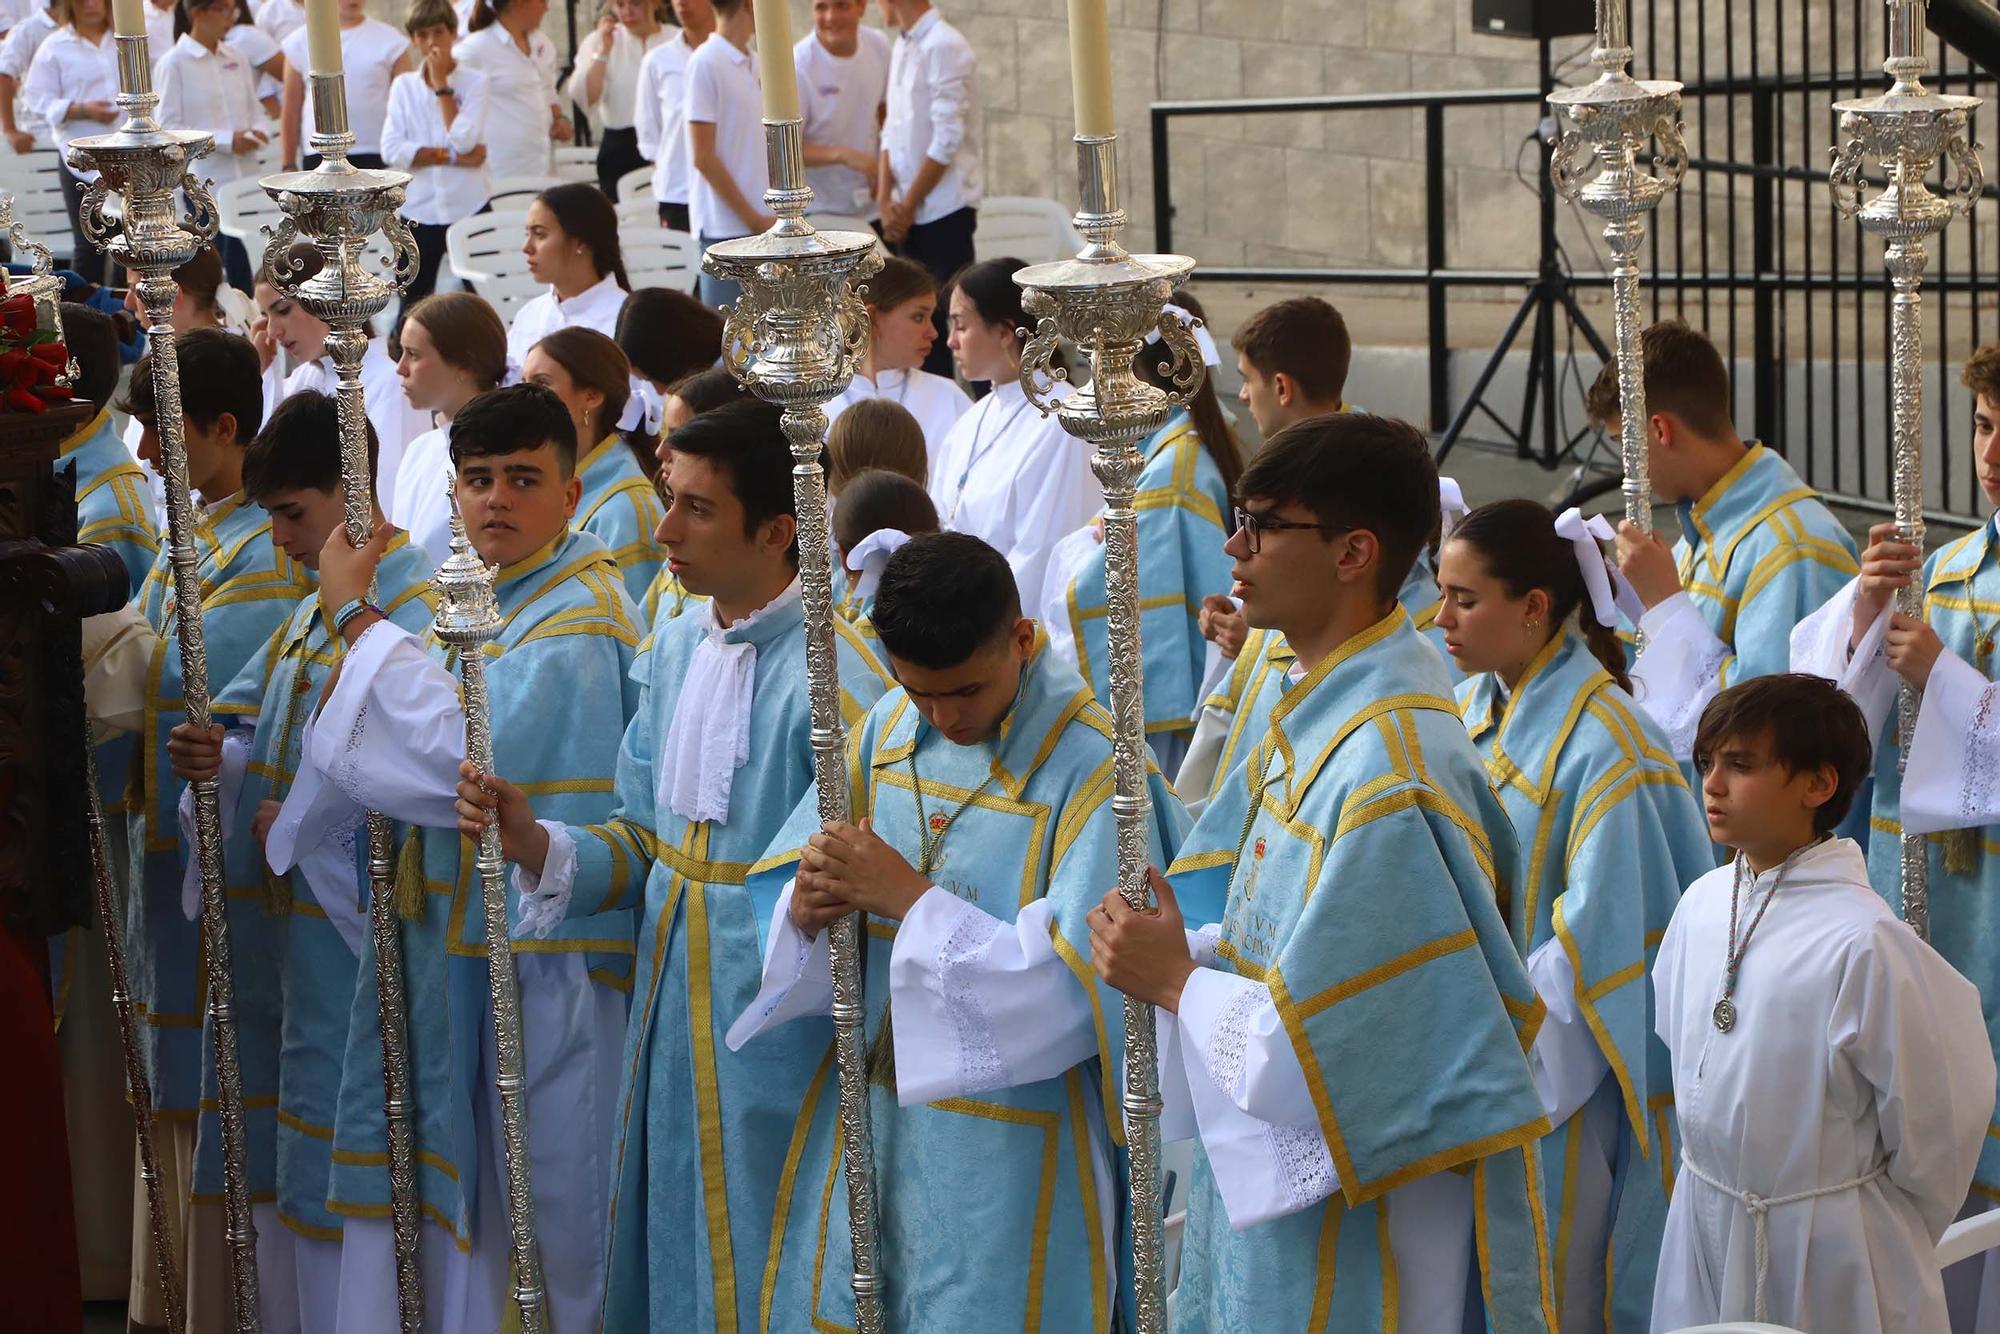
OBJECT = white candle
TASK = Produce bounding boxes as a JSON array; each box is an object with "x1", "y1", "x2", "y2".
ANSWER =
[
  {"x1": 303, "y1": 0, "x2": 343, "y2": 75},
  {"x1": 110, "y1": 0, "x2": 144, "y2": 40},
  {"x1": 1067, "y1": 0, "x2": 1115, "y2": 138},
  {"x1": 751, "y1": 0, "x2": 800, "y2": 123}
]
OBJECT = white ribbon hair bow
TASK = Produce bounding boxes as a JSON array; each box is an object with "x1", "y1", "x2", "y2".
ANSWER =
[
  {"x1": 1554, "y1": 506, "x2": 1645, "y2": 627},
  {"x1": 1142, "y1": 302, "x2": 1221, "y2": 368},
  {"x1": 1439, "y1": 477, "x2": 1469, "y2": 542},
  {"x1": 847, "y1": 527, "x2": 914, "y2": 601},
  {"x1": 618, "y1": 378, "x2": 666, "y2": 435},
  {"x1": 501, "y1": 356, "x2": 525, "y2": 388}
]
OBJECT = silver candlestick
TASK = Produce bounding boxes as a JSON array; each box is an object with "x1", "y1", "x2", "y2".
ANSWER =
[
  {"x1": 702, "y1": 119, "x2": 886, "y2": 1332},
  {"x1": 1549, "y1": 0, "x2": 1687, "y2": 533},
  {"x1": 430, "y1": 493, "x2": 548, "y2": 1334},
  {"x1": 64, "y1": 31, "x2": 263, "y2": 1332},
  {"x1": 1013, "y1": 134, "x2": 1205, "y2": 1334},
  {"x1": 259, "y1": 71, "x2": 425, "y2": 1333},
  {"x1": 1831, "y1": 0, "x2": 1982, "y2": 941}
]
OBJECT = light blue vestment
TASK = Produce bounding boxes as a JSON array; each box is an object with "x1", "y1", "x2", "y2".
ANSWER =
[
  {"x1": 127, "y1": 491, "x2": 315, "y2": 1116},
  {"x1": 59, "y1": 406, "x2": 157, "y2": 603},
  {"x1": 1459, "y1": 633, "x2": 1714, "y2": 1331},
  {"x1": 1167, "y1": 609, "x2": 1557, "y2": 1333},
  {"x1": 576, "y1": 433, "x2": 665, "y2": 605},
  {"x1": 188, "y1": 533, "x2": 437, "y2": 1233},
  {"x1": 560, "y1": 588, "x2": 889, "y2": 1334},
  {"x1": 325, "y1": 529, "x2": 642, "y2": 1244},
  {"x1": 745, "y1": 638, "x2": 1187, "y2": 1334}
]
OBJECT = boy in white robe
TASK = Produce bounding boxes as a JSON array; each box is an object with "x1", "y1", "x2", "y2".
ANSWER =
[{"x1": 1652, "y1": 672, "x2": 1993, "y2": 1333}]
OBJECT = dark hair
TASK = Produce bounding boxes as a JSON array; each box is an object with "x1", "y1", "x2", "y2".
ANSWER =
[
  {"x1": 1446, "y1": 498, "x2": 1631, "y2": 693},
  {"x1": 172, "y1": 244, "x2": 226, "y2": 322},
  {"x1": 871, "y1": 532, "x2": 1019, "y2": 669},
  {"x1": 121, "y1": 327, "x2": 264, "y2": 442},
  {"x1": 946, "y1": 256, "x2": 1029, "y2": 356},
  {"x1": 1964, "y1": 344, "x2": 2000, "y2": 408},
  {"x1": 1235, "y1": 296, "x2": 1351, "y2": 407},
  {"x1": 617, "y1": 286, "x2": 723, "y2": 388},
  {"x1": 828, "y1": 398, "x2": 926, "y2": 492},
  {"x1": 243, "y1": 390, "x2": 381, "y2": 501},
  {"x1": 402, "y1": 291, "x2": 508, "y2": 390},
  {"x1": 664, "y1": 396, "x2": 797, "y2": 563},
  {"x1": 833, "y1": 468, "x2": 938, "y2": 558},
  {"x1": 464, "y1": 0, "x2": 515, "y2": 31},
  {"x1": 1693, "y1": 673, "x2": 1872, "y2": 835},
  {"x1": 536, "y1": 183, "x2": 628, "y2": 291},
  {"x1": 1236, "y1": 412, "x2": 1437, "y2": 601},
  {"x1": 862, "y1": 255, "x2": 937, "y2": 316},
  {"x1": 59, "y1": 302, "x2": 120, "y2": 408},
  {"x1": 449, "y1": 383, "x2": 579, "y2": 476},
  {"x1": 532, "y1": 326, "x2": 651, "y2": 476},
  {"x1": 1134, "y1": 290, "x2": 1241, "y2": 495},
  {"x1": 668, "y1": 365, "x2": 745, "y2": 416},
  {"x1": 405, "y1": 0, "x2": 457, "y2": 35},
  {"x1": 1584, "y1": 319, "x2": 1734, "y2": 439}
]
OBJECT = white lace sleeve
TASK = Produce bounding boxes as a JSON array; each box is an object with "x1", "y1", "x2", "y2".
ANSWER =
[
  {"x1": 512, "y1": 820, "x2": 576, "y2": 939},
  {"x1": 724, "y1": 879, "x2": 835, "y2": 1052},
  {"x1": 1170, "y1": 965, "x2": 1341, "y2": 1229},
  {"x1": 1791, "y1": 576, "x2": 1900, "y2": 743},
  {"x1": 307, "y1": 619, "x2": 466, "y2": 828},
  {"x1": 177, "y1": 728, "x2": 252, "y2": 919},
  {"x1": 1903, "y1": 650, "x2": 2000, "y2": 835},
  {"x1": 1526, "y1": 933, "x2": 1611, "y2": 1127},
  {"x1": 1628, "y1": 592, "x2": 1731, "y2": 761},
  {"x1": 886, "y1": 890, "x2": 1097, "y2": 1108}
]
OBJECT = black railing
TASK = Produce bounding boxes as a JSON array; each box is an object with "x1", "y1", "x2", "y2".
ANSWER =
[{"x1": 1150, "y1": 15, "x2": 1998, "y2": 525}]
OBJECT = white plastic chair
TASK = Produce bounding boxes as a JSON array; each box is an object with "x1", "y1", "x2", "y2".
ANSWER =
[
  {"x1": 1938, "y1": 1204, "x2": 2000, "y2": 1269},
  {"x1": 484, "y1": 176, "x2": 551, "y2": 214},
  {"x1": 616, "y1": 194, "x2": 660, "y2": 228},
  {"x1": 554, "y1": 144, "x2": 596, "y2": 183},
  {"x1": 215, "y1": 175, "x2": 285, "y2": 274},
  {"x1": 972, "y1": 195, "x2": 1083, "y2": 266},
  {"x1": 445, "y1": 207, "x2": 539, "y2": 321},
  {"x1": 621, "y1": 225, "x2": 700, "y2": 291},
  {"x1": 616, "y1": 165, "x2": 652, "y2": 203},
  {"x1": 0, "y1": 145, "x2": 76, "y2": 266}
]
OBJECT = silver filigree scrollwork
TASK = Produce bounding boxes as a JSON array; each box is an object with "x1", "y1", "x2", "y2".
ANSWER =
[
  {"x1": 257, "y1": 67, "x2": 428, "y2": 1333},
  {"x1": 1829, "y1": 0, "x2": 1981, "y2": 942},
  {"x1": 1548, "y1": 0, "x2": 1686, "y2": 534},
  {"x1": 66, "y1": 26, "x2": 264, "y2": 1331},
  {"x1": 1011, "y1": 130, "x2": 1203, "y2": 1334},
  {"x1": 702, "y1": 114, "x2": 889, "y2": 1333}
]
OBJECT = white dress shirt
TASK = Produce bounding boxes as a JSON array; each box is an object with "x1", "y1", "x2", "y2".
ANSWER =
[
  {"x1": 280, "y1": 18, "x2": 406, "y2": 156},
  {"x1": 22, "y1": 25, "x2": 117, "y2": 178},
  {"x1": 392, "y1": 423, "x2": 455, "y2": 562},
  {"x1": 794, "y1": 27, "x2": 889, "y2": 215},
  {"x1": 379, "y1": 66, "x2": 490, "y2": 225},
  {"x1": 253, "y1": 0, "x2": 303, "y2": 49},
  {"x1": 0, "y1": 0, "x2": 37, "y2": 37},
  {"x1": 225, "y1": 21, "x2": 281, "y2": 103},
  {"x1": 632, "y1": 28, "x2": 695, "y2": 206},
  {"x1": 155, "y1": 36, "x2": 269, "y2": 185},
  {"x1": 683, "y1": 32, "x2": 765, "y2": 239},
  {"x1": 826, "y1": 367, "x2": 970, "y2": 475},
  {"x1": 141, "y1": 0, "x2": 172, "y2": 60},
  {"x1": 453, "y1": 23, "x2": 557, "y2": 181},
  {"x1": 883, "y1": 8, "x2": 980, "y2": 225},
  {"x1": 562, "y1": 21, "x2": 666, "y2": 134},
  {"x1": 505, "y1": 272, "x2": 628, "y2": 366},
  {"x1": 0, "y1": 8, "x2": 57, "y2": 87}
]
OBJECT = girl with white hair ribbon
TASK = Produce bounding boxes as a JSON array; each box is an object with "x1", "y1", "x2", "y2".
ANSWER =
[
  {"x1": 1039, "y1": 293, "x2": 1242, "y2": 774},
  {"x1": 830, "y1": 467, "x2": 940, "y2": 627},
  {"x1": 1433, "y1": 497, "x2": 1713, "y2": 1332}
]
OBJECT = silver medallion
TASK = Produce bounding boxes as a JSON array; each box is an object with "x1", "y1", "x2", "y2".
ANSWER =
[{"x1": 1712, "y1": 997, "x2": 1736, "y2": 1033}]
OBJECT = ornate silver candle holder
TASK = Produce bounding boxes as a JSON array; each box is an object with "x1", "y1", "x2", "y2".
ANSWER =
[
  {"x1": 1549, "y1": 0, "x2": 1686, "y2": 533},
  {"x1": 63, "y1": 31, "x2": 263, "y2": 1332},
  {"x1": 1831, "y1": 0, "x2": 1982, "y2": 941},
  {"x1": 1013, "y1": 132, "x2": 1204, "y2": 1334},
  {"x1": 703, "y1": 118, "x2": 887, "y2": 1332},
  {"x1": 258, "y1": 72, "x2": 427, "y2": 1332}
]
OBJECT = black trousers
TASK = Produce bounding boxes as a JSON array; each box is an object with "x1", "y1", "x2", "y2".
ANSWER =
[
  {"x1": 303, "y1": 151, "x2": 386, "y2": 172},
  {"x1": 406, "y1": 220, "x2": 450, "y2": 306},
  {"x1": 657, "y1": 200, "x2": 690, "y2": 232},
  {"x1": 894, "y1": 204, "x2": 976, "y2": 378},
  {"x1": 595, "y1": 126, "x2": 646, "y2": 198}
]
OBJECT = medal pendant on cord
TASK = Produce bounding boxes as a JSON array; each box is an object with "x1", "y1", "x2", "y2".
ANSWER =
[{"x1": 1712, "y1": 996, "x2": 1736, "y2": 1033}]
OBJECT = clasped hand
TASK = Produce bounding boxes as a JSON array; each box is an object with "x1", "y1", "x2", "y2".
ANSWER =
[{"x1": 788, "y1": 819, "x2": 929, "y2": 936}]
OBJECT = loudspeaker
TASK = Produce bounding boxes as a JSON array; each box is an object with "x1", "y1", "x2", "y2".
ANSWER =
[{"x1": 1471, "y1": 0, "x2": 1595, "y2": 40}]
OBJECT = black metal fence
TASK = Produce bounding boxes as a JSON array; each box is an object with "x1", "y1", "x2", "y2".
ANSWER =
[{"x1": 1150, "y1": 5, "x2": 1999, "y2": 525}]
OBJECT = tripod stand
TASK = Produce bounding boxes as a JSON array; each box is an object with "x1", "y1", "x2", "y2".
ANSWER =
[{"x1": 1435, "y1": 35, "x2": 1613, "y2": 467}]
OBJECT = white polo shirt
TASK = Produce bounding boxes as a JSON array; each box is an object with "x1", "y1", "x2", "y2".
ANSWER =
[
  {"x1": 683, "y1": 32, "x2": 766, "y2": 240},
  {"x1": 280, "y1": 18, "x2": 406, "y2": 156},
  {"x1": 154, "y1": 36, "x2": 269, "y2": 185},
  {"x1": 883, "y1": 7, "x2": 980, "y2": 225},
  {"x1": 141, "y1": 0, "x2": 172, "y2": 59},
  {"x1": 794, "y1": 27, "x2": 889, "y2": 215},
  {"x1": 379, "y1": 66, "x2": 491, "y2": 226},
  {"x1": 562, "y1": 20, "x2": 667, "y2": 135},
  {"x1": 253, "y1": 0, "x2": 302, "y2": 49},
  {"x1": 453, "y1": 23, "x2": 557, "y2": 181},
  {"x1": 0, "y1": 9, "x2": 58, "y2": 87},
  {"x1": 21, "y1": 25, "x2": 117, "y2": 177},
  {"x1": 633, "y1": 28, "x2": 696, "y2": 207},
  {"x1": 506, "y1": 272, "x2": 629, "y2": 366}
]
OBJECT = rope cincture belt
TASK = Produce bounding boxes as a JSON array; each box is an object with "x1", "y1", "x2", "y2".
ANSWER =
[{"x1": 1679, "y1": 1152, "x2": 1890, "y2": 1320}]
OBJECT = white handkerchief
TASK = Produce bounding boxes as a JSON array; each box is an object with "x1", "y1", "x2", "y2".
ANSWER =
[{"x1": 658, "y1": 580, "x2": 802, "y2": 824}]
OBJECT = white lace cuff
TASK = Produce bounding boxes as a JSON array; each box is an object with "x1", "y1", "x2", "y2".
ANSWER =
[
  {"x1": 177, "y1": 728, "x2": 252, "y2": 920},
  {"x1": 1525, "y1": 933, "x2": 1610, "y2": 1127},
  {"x1": 724, "y1": 879, "x2": 834, "y2": 1051},
  {"x1": 1630, "y1": 592, "x2": 1730, "y2": 761},
  {"x1": 1905, "y1": 649, "x2": 2000, "y2": 834},
  {"x1": 513, "y1": 820, "x2": 576, "y2": 939}
]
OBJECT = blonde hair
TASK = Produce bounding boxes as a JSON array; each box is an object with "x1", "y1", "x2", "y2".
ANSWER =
[{"x1": 828, "y1": 398, "x2": 927, "y2": 493}]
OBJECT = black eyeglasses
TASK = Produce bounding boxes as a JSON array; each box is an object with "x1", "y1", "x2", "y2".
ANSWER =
[{"x1": 1232, "y1": 505, "x2": 1328, "y2": 554}]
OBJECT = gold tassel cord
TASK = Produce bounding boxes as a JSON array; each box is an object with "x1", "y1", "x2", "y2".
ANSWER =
[{"x1": 394, "y1": 828, "x2": 427, "y2": 920}]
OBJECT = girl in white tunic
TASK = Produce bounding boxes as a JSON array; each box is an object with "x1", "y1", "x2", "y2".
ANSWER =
[
  {"x1": 455, "y1": 0, "x2": 568, "y2": 180},
  {"x1": 506, "y1": 182, "x2": 631, "y2": 365},
  {"x1": 928, "y1": 256, "x2": 1097, "y2": 614},
  {"x1": 277, "y1": 0, "x2": 408, "y2": 168},
  {"x1": 1653, "y1": 673, "x2": 1994, "y2": 1334},
  {"x1": 825, "y1": 255, "x2": 970, "y2": 470},
  {"x1": 391, "y1": 292, "x2": 509, "y2": 562}
]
